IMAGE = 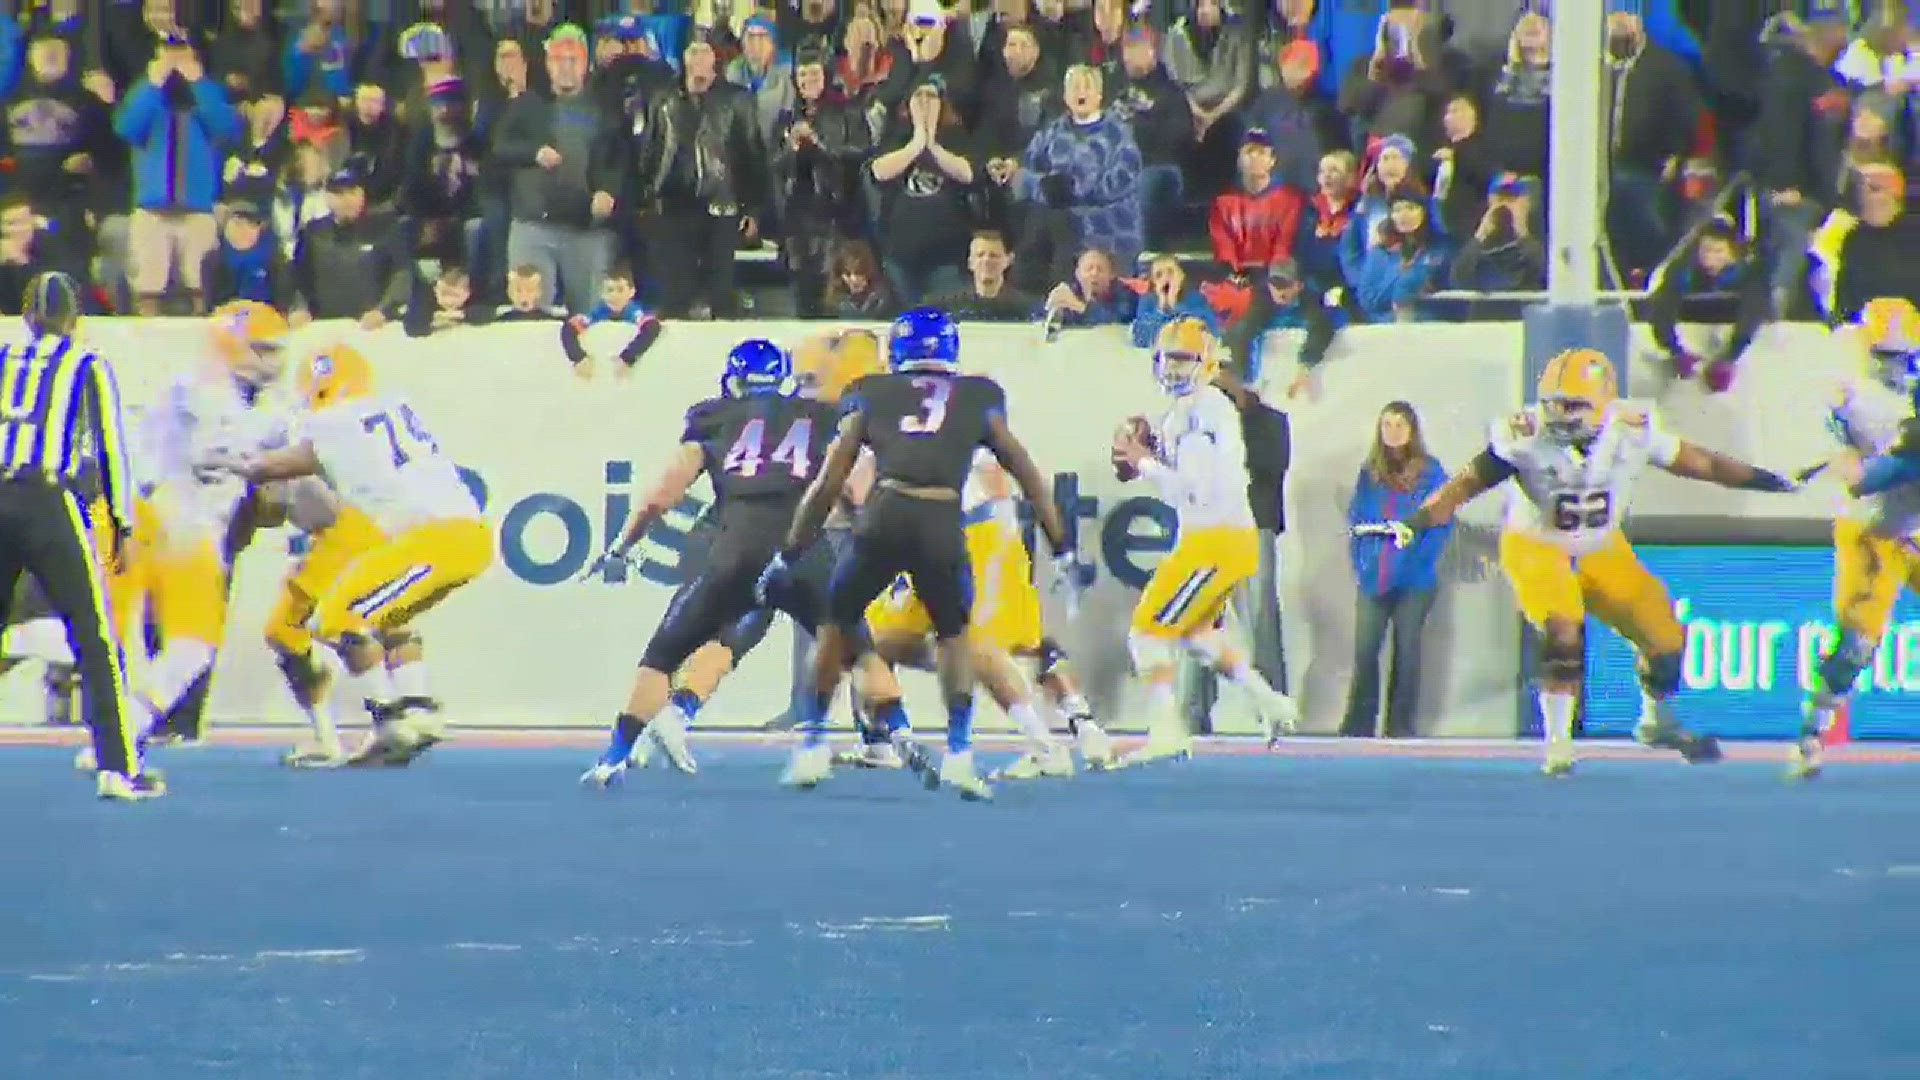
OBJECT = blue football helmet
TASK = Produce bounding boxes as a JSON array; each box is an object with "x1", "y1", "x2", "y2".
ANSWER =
[
  {"x1": 722, "y1": 338, "x2": 793, "y2": 398},
  {"x1": 888, "y1": 307, "x2": 960, "y2": 371}
]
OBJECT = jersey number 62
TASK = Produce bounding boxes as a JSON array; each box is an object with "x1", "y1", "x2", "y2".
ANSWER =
[{"x1": 1551, "y1": 491, "x2": 1611, "y2": 531}]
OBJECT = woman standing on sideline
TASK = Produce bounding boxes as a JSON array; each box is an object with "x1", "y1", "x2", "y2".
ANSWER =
[{"x1": 1341, "y1": 401, "x2": 1449, "y2": 738}]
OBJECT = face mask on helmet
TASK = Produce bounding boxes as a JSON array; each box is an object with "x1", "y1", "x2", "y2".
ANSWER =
[
  {"x1": 1871, "y1": 347, "x2": 1920, "y2": 395},
  {"x1": 1540, "y1": 395, "x2": 1600, "y2": 444}
]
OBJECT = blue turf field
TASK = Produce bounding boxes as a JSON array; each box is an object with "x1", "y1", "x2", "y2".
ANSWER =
[{"x1": 4, "y1": 743, "x2": 1919, "y2": 1080}]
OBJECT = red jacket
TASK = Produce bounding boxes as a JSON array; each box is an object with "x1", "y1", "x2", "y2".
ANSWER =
[{"x1": 1210, "y1": 181, "x2": 1305, "y2": 274}]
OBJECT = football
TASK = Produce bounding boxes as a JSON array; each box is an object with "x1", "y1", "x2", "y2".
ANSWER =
[{"x1": 1111, "y1": 416, "x2": 1155, "y2": 481}]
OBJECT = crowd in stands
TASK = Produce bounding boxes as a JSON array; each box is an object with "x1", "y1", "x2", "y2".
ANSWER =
[{"x1": 3, "y1": 0, "x2": 1920, "y2": 389}]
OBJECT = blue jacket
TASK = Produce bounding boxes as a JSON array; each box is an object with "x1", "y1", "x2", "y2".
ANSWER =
[
  {"x1": 283, "y1": 21, "x2": 355, "y2": 100},
  {"x1": 1348, "y1": 457, "x2": 1450, "y2": 596},
  {"x1": 1348, "y1": 238, "x2": 1453, "y2": 322},
  {"x1": 0, "y1": 15, "x2": 21, "y2": 100},
  {"x1": 114, "y1": 78, "x2": 242, "y2": 212},
  {"x1": 1130, "y1": 289, "x2": 1219, "y2": 348},
  {"x1": 1045, "y1": 281, "x2": 1138, "y2": 327}
]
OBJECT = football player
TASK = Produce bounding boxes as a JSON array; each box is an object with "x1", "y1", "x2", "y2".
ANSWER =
[
  {"x1": 763, "y1": 308, "x2": 1081, "y2": 800},
  {"x1": 1797, "y1": 298, "x2": 1920, "y2": 778},
  {"x1": 862, "y1": 446, "x2": 1114, "y2": 778},
  {"x1": 1109, "y1": 317, "x2": 1299, "y2": 766},
  {"x1": 579, "y1": 339, "x2": 841, "y2": 784},
  {"x1": 219, "y1": 343, "x2": 494, "y2": 765},
  {"x1": 75, "y1": 301, "x2": 292, "y2": 771},
  {"x1": 1357, "y1": 347, "x2": 1800, "y2": 775}
]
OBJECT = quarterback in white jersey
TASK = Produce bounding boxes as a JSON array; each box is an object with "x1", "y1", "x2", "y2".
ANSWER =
[
  {"x1": 1357, "y1": 347, "x2": 1800, "y2": 775},
  {"x1": 225, "y1": 343, "x2": 493, "y2": 766},
  {"x1": 1794, "y1": 298, "x2": 1920, "y2": 778},
  {"x1": 1109, "y1": 317, "x2": 1297, "y2": 765}
]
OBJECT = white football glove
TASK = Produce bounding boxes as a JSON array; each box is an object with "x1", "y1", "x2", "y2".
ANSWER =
[{"x1": 1352, "y1": 521, "x2": 1415, "y2": 549}]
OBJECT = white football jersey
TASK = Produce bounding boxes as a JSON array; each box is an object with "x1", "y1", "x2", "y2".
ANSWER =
[
  {"x1": 301, "y1": 392, "x2": 478, "y2": 534},
  {"x1": 142, "y1": 366, "x2": 291, "y2": 540},
  {"x1": 961, "y1": 449, "x2": 1019, "y2": 530},
  {"x1": 1148, "y1": 385, "x2": 1255, "y2": 531},
  {"x1": 1829, "y1": 375, "x2": 1920, "y2": 535},
  {"x1": 1489, "y1": 398, "x2": 1680, "y2": 555}
]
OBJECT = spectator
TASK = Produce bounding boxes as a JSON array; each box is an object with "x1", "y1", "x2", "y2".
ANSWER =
[
  {"x1": 885, "y1": 0, "x2": 975, "y2": 119},
  {"x1": 115, "y1": 34, "x2": 242, "y2": 315},
  {"x1": 781, "y1": 0, "x2": 843, "y2": 59},
  {"x1": 928, "y1": 228, "x2": 1038, "y2": 321},
  {"x1": 833, "y1": 10, "x2": 894, "y2": 115},
  {"x1": 0, "y1": 193, "x2": 91, "y2": 313},
  {"x1": 630, "y1": 31, "x2": 766, "y2": 320},
  {"x1": 99, "y1": 0, "x2": 202, "y2": 93},
  {"x1": 1082, "y1": 0, "x2": 1129, "y2": 71},
  {"x1": 1347, "y1": 191, "x2": 1451, "y2": 323},
  {"x1": 1826, "y1": 164, "x2": 1920, "y2": 321},
  {"x1": 591, "y1": 15, "x2": 676, "y2": 117},
  {"x1": 823, "y1": 239, "x2": 896, "y2": 318},
  {"x1": 869, "y1": 75, "x2": 975, "y2": 304},
  {"x1": 1432, "y1": 92, "x2": 1495, "y2": 241},
  {"x1": 1, "y1": 33, "x2": 112, "y2": 238},
  {"x1": 1834, "y1": 7, "x2": 1917, "y2": 94},
  {"x1": 1837, "y1": 94, "x2": 1906, "y2": 211},
  {"x1": 1346, "y1": 133, "x2": 1423, "y2": 256},
  {"x1": 209, "y1": 0, "x2": 281, "y2": 100},
  {"x1": 1342, "y1": 400, "x2": 1448, "y2": 739},
  {"x1": 1041, "y1": 246, "x2": 1137, "y2": 328},
  {"x1": 975, "y1": 25, "x2": 1057, "y2": 163},
  {"x1": 1646, "y1": 218, "x2": 1769, "y2": 394},
  {"x1": 1227, "y1": 257, "x2": 1341, "y2": 389},
  {"x1": 1104, "y1": 26, "x2": 1190, "y2": 248},
  {"x1": 1480, "y1": 10, "x2": 1551, "y2": 180},
  {"x1": 200, "y1": 201, "x2": 294, "y2": 310},
  {"x1": 1129, "y1": 254, "x2": 1217, "y2": 347},
  {"x1": 400, "y1": 76, "x2": 485, "y2": 270},
  {"x1": 1242, "y1": 38, "x2": 1344, "y2": 194},
  {"x1": 290, "y1": 161, "x2": 409, "y2": 327},
  {"x1": 495, "y1": 263, "x2": 567, "y2": 321},
  {"x1": 493, "y1": 24, "x2": 624, "y2": 316},
  {"x1": 559, "y1": 264, "x2": 663, "y2": 378},
  {"x1": 974, "y1": 0, "x2": 1035, "y2": 90},
  {"x1": 1336, "y1": 7, "x2": 1459, "y2": 156},
  {"x1": 405, "y1": 264, "x2": 492, "y2": 338},
  {"x1": 344, "y1": 82, "x2": 406, "y2": 207},
  {"x1": 473, "y1": 37, "x2": 532, "y2": 304},
  {"x1": 773, "y1": 46, "x2": 873, "y2": 318},
  {"x1": 271, "y1": 139, "x2": 333, "y2": 259},
  {"x1": 283, "y1": 0, "x2": 356, "y2": 102},
  {"x1": 1602, "y1": 9, "x2": 1704, "y2": 276},
  {"x1": 0, "y1": 13, "x2": 19, "y2": 100},
  {"x1": 1756, "y1": 9, "x2": 1851, "y2": 316},
  {"x1": 1162, "y1": 0, "x2": 1254, "y2": 182},
  {"x1": 1448, "y1": 173, "x2": 1545, "y2": 294},
  {"x1": 1253, "y1": 0, "x2": 1323, "y2": 93},
  {"x1": 220, "y1": 87, "x2": 292, "y2": 213},
  {"x1": 1297, "y1": 148, "x2": 1359, "y2": 290},
  {"x1": 1209, "y1": 128, "x2": 1304, "y2": 284},
  {"x1": 1015, "y1": 63, "x2": 1144, "y2": 285},
  {"x1": 727, "y1": 14, "x2": 796, "y2": 148}
]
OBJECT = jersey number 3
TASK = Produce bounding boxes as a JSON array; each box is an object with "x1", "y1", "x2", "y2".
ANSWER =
[
  {"x1": 1552, "y1": 491, "x2": 1612, "y2": 531},
  {"x1": 363, "y1": 405, "x2": 439, "y2": 467},
  {"x1": 723, "y1": 417, "x2": 814, "y2": 478},
  {"x1": 899, "y1": 376, "x2": 951, "y2": 436}
]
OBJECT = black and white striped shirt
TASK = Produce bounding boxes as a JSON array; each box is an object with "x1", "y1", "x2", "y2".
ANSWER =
[{"x1": 0, "y1": 333, "x2": 135, "y2": 534}]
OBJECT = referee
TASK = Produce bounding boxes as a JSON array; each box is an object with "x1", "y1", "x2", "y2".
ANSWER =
[{"x1": 0, "y1": 272, "x2": 157, "y2": 800}]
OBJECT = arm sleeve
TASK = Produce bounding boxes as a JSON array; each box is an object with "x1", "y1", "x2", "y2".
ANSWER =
[{"x1": 85, "y1": 355, "x2": 135, "y2": 532}]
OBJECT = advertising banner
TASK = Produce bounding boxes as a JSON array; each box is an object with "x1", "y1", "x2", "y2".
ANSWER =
[
  {"x1": 1585, "y1": 545, "x2": 1920, "y2": 740},
  {"x1": 0, "y1": 318, "x2": 1863, "y2": 737}
]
